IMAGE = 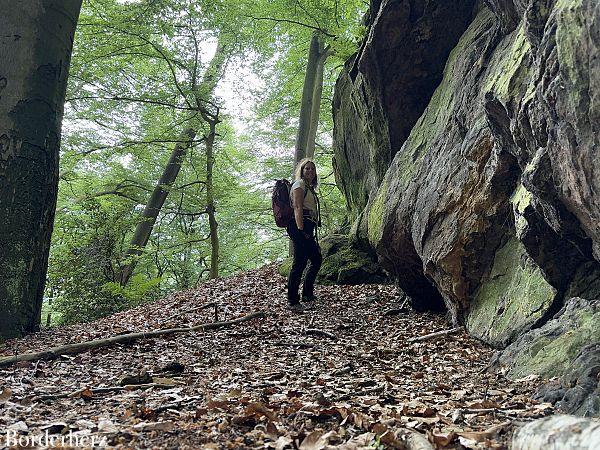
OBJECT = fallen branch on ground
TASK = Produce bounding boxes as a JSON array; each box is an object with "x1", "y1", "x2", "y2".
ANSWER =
[
  {"x1": 38, "y1": 382, "x2": 181, "y2": 401},
  {"x1": 272, "y1": 341, "x2": 315, "y2": 349},
  {"x1": 153, "y1": 395, "x2": 203, "y2": 414},
  {"x1": 408, "y1": 327, "x2": 462, "y2": 343},
  {"x1": 395, "y1": 427, "x2": 435, "y2": 450},
  {"x1": 0, "y1": 311, "x2": 266, "y2": 368},
  {"x1": 304, "y1": 328, "x2": 338, "y2": 340},
  {"x1": 383, "y1": 297, "x2": 410, "y2": 316}
]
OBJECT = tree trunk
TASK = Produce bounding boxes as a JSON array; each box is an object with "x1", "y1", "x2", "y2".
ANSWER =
[
  {"x1": 293, "y1": 32, "x2": 321, "y2": 166},
  {"x1": 205, "y1": 119, "x2": 219, "y2": 279},
  {"x1": 120, "y1": 128, "x2": 196, "y2": 285},
  {"x1": 0, "y1": 0, "x2": 82, "y2": 339},
  {"x1": 306, "y1": 40, "x2": 327, "y2": 159}
]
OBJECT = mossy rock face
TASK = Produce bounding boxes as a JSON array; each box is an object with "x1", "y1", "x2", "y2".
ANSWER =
[
  {"x1": 278, "y1": 235, "x2": 387, "y2": 285},
  {"x1": 566, "y1": 262, "x2": 600, "y2": 301},
  {"x1": 332, "y1": 0, "x2": 599, "y2": 356},
  {"x1": 534, "y1": 343, "x2": 600, "y2": 417},
  {"x1": 498, "y1": 298, "x2": 600, "y2": 416},
  {"x1": 320, "y1": 235, "x2": 387, "y2": 285},
  {"x1": 331, "y1": 0, "x2": 476, "y2": 214},
  {"x1": 506, "y1": 301, "x2": 600, "y2": 378},
  {"x1": 467, "y1": 237, "x2": 556, "y2": 347}
]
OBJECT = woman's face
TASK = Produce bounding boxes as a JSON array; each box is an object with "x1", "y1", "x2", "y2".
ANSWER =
[{"x1": 303, "y1": 162, "x2": 316, "y2": 182}]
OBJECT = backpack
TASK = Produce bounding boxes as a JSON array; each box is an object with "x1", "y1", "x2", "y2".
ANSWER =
[{"x1": 272, "y1": 179, "x2": 307, "y2": 228}]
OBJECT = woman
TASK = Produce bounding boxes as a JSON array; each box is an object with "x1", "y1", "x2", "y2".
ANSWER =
[{"x1": 287, "y1": 158, "x2": 322, "y2": 311}]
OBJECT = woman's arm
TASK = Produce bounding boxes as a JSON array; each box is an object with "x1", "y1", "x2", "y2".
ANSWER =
[{"x1": 292, "y1": 187, "x2": 304, "y2": 230}]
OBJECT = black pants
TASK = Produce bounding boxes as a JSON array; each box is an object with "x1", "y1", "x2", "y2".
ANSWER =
[{"x1": 287, "y1": 219, "x2": 322, "y2": 304}]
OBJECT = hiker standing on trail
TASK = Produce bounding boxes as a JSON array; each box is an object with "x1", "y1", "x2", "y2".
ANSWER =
[{"x1": 287, "y1": 158, "x2": 322, "y2": 310}]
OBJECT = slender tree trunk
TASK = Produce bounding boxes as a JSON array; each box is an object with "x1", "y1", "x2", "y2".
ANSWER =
[
  {"x1": 205, "y1": 119, "x2": 219, "y2": 279},
  {"x1": 193, "y1": 37, "x2": 228, "y2": 280},
  {"x1": 194, "y1": 39, "x2": 228, "y2": 105},
  {"x1": 294, "y1": 32, "x2": 321, "y2": 166},
  {"x1": 0, "y1": 0, "x2": 82, "y2": 339},
  {"x1": 120, "y1": 128, "x2": 196, "y2": 285},
  {"x1": 306, "y1": 40, "x2": 326, "y2": 159}
]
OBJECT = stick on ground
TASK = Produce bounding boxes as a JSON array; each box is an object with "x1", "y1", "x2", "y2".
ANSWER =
[
  {"x1": 304, "y1": 328, "x2": 338, "y2": 340},
  {"x1": 0, "y1": 311, "x2": 266, "y2": 368},
  {"x1": 408, "y1": 327, "x2": 462, "y2": 343}
]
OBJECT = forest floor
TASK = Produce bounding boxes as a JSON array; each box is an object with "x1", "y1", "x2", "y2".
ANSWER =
[{"x1": 0, "y1": 264, "x2": 554, "y2": 450}]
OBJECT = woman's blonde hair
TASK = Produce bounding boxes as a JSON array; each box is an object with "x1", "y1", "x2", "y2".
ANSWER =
[{"x1": 294, "y1": 157, "x2": 318, "y2": 187}]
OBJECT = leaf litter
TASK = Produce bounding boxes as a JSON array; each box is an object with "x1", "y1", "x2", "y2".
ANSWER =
[{"x1": 0, "y1": 264, "x2": 553, "y2": 449}]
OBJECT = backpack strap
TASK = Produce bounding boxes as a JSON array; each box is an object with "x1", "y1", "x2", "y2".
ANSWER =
[{"x1": 306, "y1": 185, "x2": 321, "y2": 227}]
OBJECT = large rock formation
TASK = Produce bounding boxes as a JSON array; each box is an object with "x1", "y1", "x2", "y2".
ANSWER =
[
  {"x1": 332, "y1": 0, "x2": 599, "y2": 414},
  {"x1": 332, "y1": 0, "x2": 476, "y2": 214}
]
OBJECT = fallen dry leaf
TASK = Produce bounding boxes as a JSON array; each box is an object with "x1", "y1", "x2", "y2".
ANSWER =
[
  {"x1": 0, "y1": 387, "x2": 12, "y2": 403},
  {"x1": 430, "y1": 430, "x2": 457, "y2": 446}
]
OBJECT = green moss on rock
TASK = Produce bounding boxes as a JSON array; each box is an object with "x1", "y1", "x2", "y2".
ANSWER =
[
  {"x1": 485, "y1": 24, "x2": 531, "y2": 101},
  {"x1": 467, "y1": 236, "x2": 556, "y2": 347},
  {"x1": 500, "y1": 298, "x2": 600, "y2": 381},
  {"x1": 367, "y1": 179, "x2": 388, "y2": 247},
  {"x1": 278, "y1": 235, "x2": 386, "y2": 285},
  {"x1": 509, "y1": 310, "x2": 600, "y2": 378},
  {"x1": 555, "y1": 0, "x2": 586, "y2": 108},
  {"x1": 511, "y1": 183, "x2": 533, "y2": 236}
]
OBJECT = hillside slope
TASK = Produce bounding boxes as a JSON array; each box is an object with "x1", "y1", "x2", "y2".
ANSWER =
[{"x1": 0, "y1": 266, "x2": 551, "y2": 449}]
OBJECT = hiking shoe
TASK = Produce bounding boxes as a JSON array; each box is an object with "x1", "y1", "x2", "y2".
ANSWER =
[
  {"x1": 301, "y1": 295, "x2": 317, "y2": 303},
  {"x1": 287, "y1": 303, "x2": 305, "y2": 313}
]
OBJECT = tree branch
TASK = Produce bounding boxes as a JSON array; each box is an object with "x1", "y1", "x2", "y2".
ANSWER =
[
  {"x1": 0, "y1": 312, "x2": 267, "y2": 368},
  {"x1": 246, "y1": 15, "x2": 336, "y2": 38},
  {"x1": 66, "y1": 95, "x2": 195, "y2": 111}
]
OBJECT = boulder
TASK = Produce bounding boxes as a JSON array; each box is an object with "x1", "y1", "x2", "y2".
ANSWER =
[
  {"x1": 512, "y1": 415, "x2": 600, "y2": 449},
  {"x1": 362, "y1": 6, "x2": 525, "y2": 321},
  {"x1": 332, "y1": 0, "x2": 476, "y2": 214},
  {"x1": 467, "y1": 236, "x2": 556, "y2": 348},
  {"x1": 318, "y1": 234, "x2": 388, "y2": 285},
  {"x1": 496, "y1": 297, "x2": 600, "y2": 415},
  {"x1": 333, "y1": 0, "x2": 600, "y2": 350},
  {"x1": 534, "y1": 344, "x2": 600, "y2": 417},
  {"x1": 278, "y1": 235, "x2": 388, "y2": 285},
  {"x1": 331, "y1": 0, "x2": 599, "y2": 416}
]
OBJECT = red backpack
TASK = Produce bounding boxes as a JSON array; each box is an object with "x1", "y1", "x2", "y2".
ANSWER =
[
  {"x1": 272, "y1": 179, "x2": 309, "y2": 227},
  {"x1": 272, "y1": 179, "x2": 294, "y2": 227}
]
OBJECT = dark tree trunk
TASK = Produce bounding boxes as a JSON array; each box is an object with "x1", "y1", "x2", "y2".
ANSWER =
[
  {"x1": 0, "y1": 0, "x2": 82, "y2": 339},
  {"x1": 120, "y1": 128, "x2": 197, "y2": 285},
  {"x1": 205, "y1": 119, "x2": 219, "y2": 279}
]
